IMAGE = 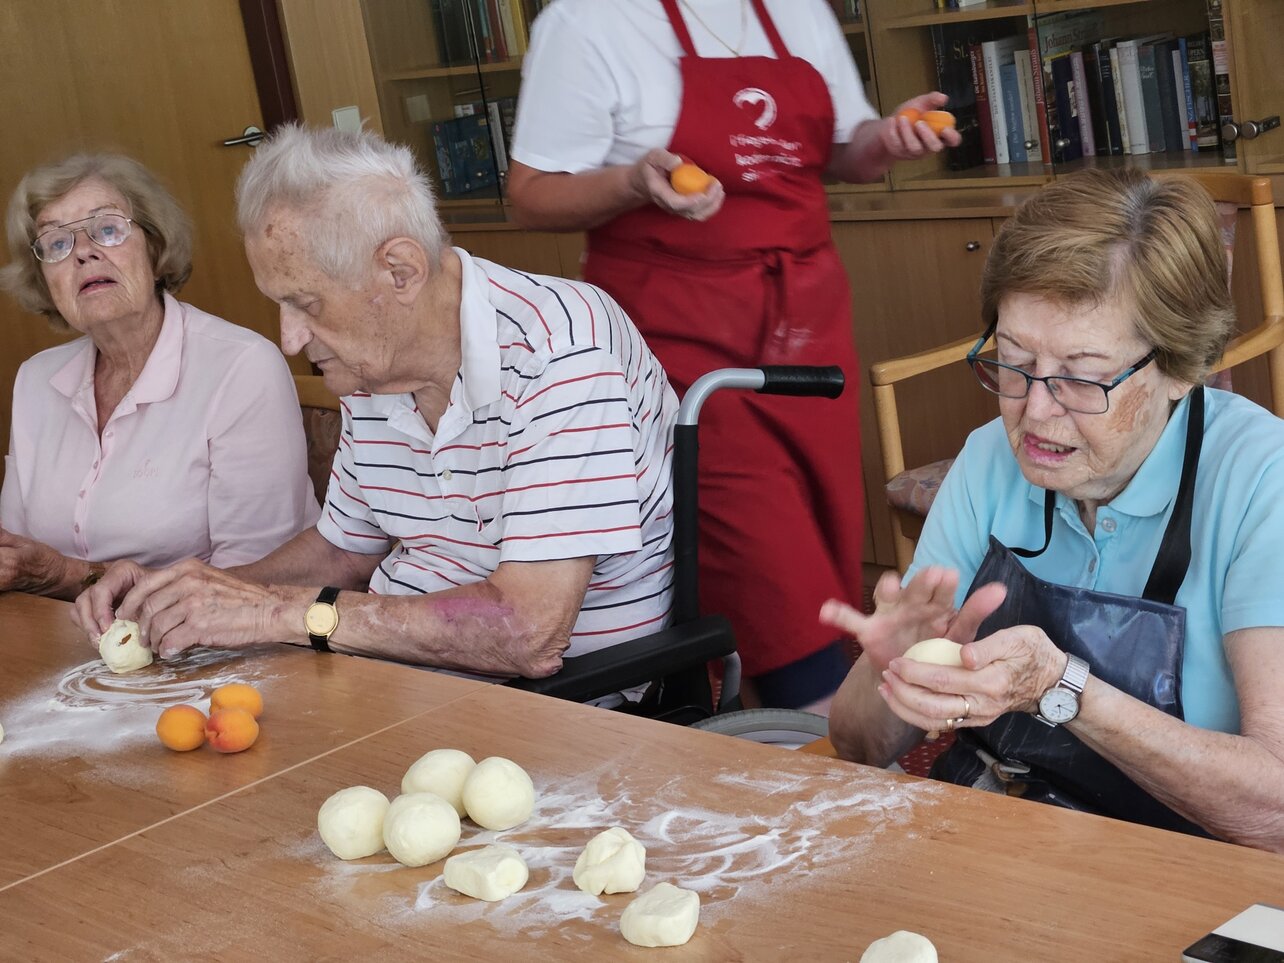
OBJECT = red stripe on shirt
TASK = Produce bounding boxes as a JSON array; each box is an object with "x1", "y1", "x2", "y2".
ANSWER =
[
  {"x1": 326, "y1": 509, "x2": 389, "y2": 541},
  {"x1": 508, "y1": 422, "x2": 631, "y2": 460},
  {"x1": 490, "y1": 278, "x2": 553, "y2": 338},
  {"x1": 502, "y1": 523, "x2": 640, "y2": 542},
  {"x1": 570, "y1": 610, "x2": 669, "y2": 638},
  {"x1": 516, "y1": 371, "x2": 623, "y2": 410}
]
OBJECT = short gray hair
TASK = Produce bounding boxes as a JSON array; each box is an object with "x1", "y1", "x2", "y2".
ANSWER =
[
  {"x1": 235, "y1": 124, "x2": 447, "y2": 282},
  {"x1": 0, "y1": 153, "x2": 192, "y2": 329}
]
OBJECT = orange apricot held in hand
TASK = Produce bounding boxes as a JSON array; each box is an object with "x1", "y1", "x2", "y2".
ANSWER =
[
  {"x1": 210, "y1": 682, "x2": 264, "y2": 719},
  {"x1": 204, "y1": 707, "x2": 260, "y2": 754},
  {"x1": 669, "y1": 162, "x2": 713, "y2": 196},
  {"x1": 921, "y1": 110, "x2": 957, "y2": 135},
  {"x1": 895, "y1": 107, "x2": 922, "y2": 125},
  {"x1": 156, "y1": 705, "x2": 208, "y2": 752}
]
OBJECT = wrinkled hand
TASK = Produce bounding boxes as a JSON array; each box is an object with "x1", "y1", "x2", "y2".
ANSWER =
[
  {"x1": 74, "y1": 558, "x2": 305, "y2": 659},
  {"x1": 72, "y1": 558, "x2": 152, "y2": 640},
  {"x1": 881, "y1": 623, "x2": 1070, "y2": 734},
  {"x1": 880, "y1": 92, "x2": 964, "y2": 161},
  {"x1": 632, "y1": 148, "x2": 725, "y2": 222},
  {"x1": 819, "y1": 566, "x2": 1004, "y2": 671},
  {"x1": 0, "y1": 526, "x2": 71, "y2": 595}
]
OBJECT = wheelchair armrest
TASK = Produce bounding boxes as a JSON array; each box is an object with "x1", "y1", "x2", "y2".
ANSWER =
[{"x1": 504, "y1": 614, "x2": 735, "y2": 704}]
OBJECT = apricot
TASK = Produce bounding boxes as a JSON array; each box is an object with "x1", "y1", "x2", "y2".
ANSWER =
[
  {"x1": 210, "y1": 682, "x2": 264, "y2": 719},
  {"x1": 156, "y1": 705, "x2": 207, "y2": 752},
  {"x1": 205, "y1": 707, "x2": 260, "y2": 753},
  {"x1": 921, "y1": 110, "x2": 956, "y2": 135},
  {"x1": 895, "y1": 107, "x2": 922, "y2": 125},
  {"x1": 669, "y1": 162, "x2": 713, "y2": 196}
]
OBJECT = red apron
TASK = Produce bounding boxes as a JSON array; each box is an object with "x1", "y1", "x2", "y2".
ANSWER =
[{"x1": 583, "y1": 0, "x2": 864, "y2": 677}]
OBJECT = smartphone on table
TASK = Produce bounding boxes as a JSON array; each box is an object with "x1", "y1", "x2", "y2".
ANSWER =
[{"x1": 1181, "y1": 904, "x2": 1284, "y2": 962}]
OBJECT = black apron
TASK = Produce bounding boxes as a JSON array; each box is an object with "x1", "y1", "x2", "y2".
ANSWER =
[{"x1": 932, "y1": 388, "x2": 1211, "y2": 837}]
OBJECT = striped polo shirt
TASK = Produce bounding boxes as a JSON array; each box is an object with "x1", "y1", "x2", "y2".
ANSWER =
[{"x1": 317, "y1": 248, "x2": 678, "y2": 660}]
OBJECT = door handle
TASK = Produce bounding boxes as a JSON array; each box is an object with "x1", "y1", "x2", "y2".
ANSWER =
[{"x1": 222, "y1": 125, "x2": 264, "y2": 148}]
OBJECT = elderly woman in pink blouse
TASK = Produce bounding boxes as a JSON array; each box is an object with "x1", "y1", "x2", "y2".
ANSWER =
[{"x1": 0, "y1": 152, "x2": 318, "y2": 600}]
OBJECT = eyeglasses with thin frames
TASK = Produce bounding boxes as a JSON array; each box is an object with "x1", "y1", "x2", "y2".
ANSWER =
[
  {"x1": 964, "y1": 321, "x2": 1156, "y2": 415},
  {"x1": 32, "y1": 213, "x2": 134, "y2": 264}
]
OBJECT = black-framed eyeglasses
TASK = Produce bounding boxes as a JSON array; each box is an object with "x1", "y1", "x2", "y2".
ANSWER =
[
  {"x1": 964, "y1": 321, "x2": 1156, "y2": 415},
  {"x1": 32, "y1": 213, "x2": 134, "y2": 264}
]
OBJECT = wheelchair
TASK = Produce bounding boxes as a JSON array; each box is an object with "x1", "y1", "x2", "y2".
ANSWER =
[{"x1": 508, "y1": 365, "x2": 847, "y2": 750}]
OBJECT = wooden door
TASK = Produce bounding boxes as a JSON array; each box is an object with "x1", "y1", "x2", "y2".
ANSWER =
[
  {"x1": 837, "y1": 216, "x2": 998, "y2": 569},
  {"x1": 1226, "y1": 0, "x2": 1284, "y2": 176},
  {"x1": 0, "y1": 0, "x2": 307, "y2": 485}
]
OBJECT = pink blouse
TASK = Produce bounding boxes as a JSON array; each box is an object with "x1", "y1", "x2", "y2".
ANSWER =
[{"x1": 1, "y1": 294, "x2": 319, "y2": 568}]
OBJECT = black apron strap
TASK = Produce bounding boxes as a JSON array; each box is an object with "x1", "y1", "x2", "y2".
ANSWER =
[
  {"x1": 1143, "y1": 387, "x2": 1205, "y2": 605},
  {"x1": 1011, "y1": 490, "x2": 1055, "y2": 559}
]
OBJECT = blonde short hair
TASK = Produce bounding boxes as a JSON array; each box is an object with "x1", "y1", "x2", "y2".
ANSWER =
[
  {"x1": 0, "y1": 153, "x2": 192, "y2": 329},
  {"x1": 981, "y1": 168, "x2": 1235, "y2": 385}
]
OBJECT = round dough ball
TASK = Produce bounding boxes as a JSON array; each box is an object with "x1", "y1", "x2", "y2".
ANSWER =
[
  {"x1": 382, "y1": 792, "x2": 461, "y2": 867},
  {"x1": 619, "y1": 882, "x2": 700, "y2": 948},
  {"x1": 573, "y1": 826, "x2": 647, "y2": 896},
  {"x1": 98, "y1": 619, "x2": 153, "y2": 674},
  {"x1": 860, "y1": 930, "x2": 938, "y2": 963},
  {"x1": 902, "y1": 638, "x2": 963, "y2": 667},
  {"x1": 443, "y1": 844, "x2": 529, "y2": 901},
  {"x1": 401, "y1": 748, "x2": 476, "y2": 816},
  {"x1": 317, "y1": 786, "x2": 390, "y2": 860},
  {"x1": 461, "y1": 756, "x2": 535, "y2": 831}
]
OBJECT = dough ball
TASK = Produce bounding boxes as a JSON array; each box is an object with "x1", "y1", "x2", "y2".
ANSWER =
[
  {"x1": 619, "y1": 882, "x2": 700, "y2": 948},
  {"x1": 573, "y1": 826, "x2": 647, "y2": 896},
  {"x1": 317, "y1": 786, "x2": 390, "y2": 860},
  {"x1": 902, "y1": 638, "x2": 963, "y2": 667},
  {"x1": 461, "y1": 756, "x2": 535, "y2": 831},
  {"x1": 382, "y1": 792, "x2": 461, "y2": 867},
  {"x1": 0, "y1": 721, "x2": 5, "y2": 744},
  {"x1": 860, "y1": 930, "x2": 938, "y2": 963},
  {"x1": 98, "y1": 619, "x2": 153, "y2": 673},
  {"x1": 443, "y1": 844, "x2": 529, "y2": 901},
  {"x1": 401, "y1": 748, "x2": 476, "y2": 816}
]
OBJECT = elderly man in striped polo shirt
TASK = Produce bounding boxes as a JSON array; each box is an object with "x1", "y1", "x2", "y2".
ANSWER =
[{"x1": 73, "y1": 125, "x2": 678, "y2": 684}]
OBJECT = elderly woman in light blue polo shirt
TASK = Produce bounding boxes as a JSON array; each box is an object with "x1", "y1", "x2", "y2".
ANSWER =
[{"x1": 825, "y1": 168, "x2": 1284, "y2": 851}]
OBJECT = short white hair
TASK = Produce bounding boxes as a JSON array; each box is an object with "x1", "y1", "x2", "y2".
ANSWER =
[{"x1": 235, "y1": 123, "x2": 447, "y2": 282}]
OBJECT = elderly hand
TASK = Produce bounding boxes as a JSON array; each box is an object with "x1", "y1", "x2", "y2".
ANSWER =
[
  {"x1": 819, "y1": 566, "x2": 1007, "y2": 671},
  {"x1": 74, "y1": 558, "x2": 307, "y2": 658},
  {"x1": 0, "y1": 527, "x2": 73, "y2": 595},
  {"x1": 880, "y1": 623, "x2": 1070, "y2": 733},
  {"x1": 880, "y1": 92, "x2": 964, "y2": 161},
  {"x1": 632, "y1": 148, "x2": 726, "y2": 222}
]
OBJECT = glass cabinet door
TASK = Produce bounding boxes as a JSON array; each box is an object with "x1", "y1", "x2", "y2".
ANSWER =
[
  {"x1": 360, "y1": 0, "x2": 543, "y2": 208},
  {"x1": 1224, "y1": 0, "x2": 1284, "y2": 175},
  {"x1": 826, "y1": 0, "x2": 889, "y2": 194}
]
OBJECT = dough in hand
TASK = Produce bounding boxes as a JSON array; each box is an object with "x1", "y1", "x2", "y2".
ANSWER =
[
  {"x1": 401, "y1": 748, "x2": 476, "y2": 816},
  {"x1": 317, "y1": 786, "x2": 390, "y2": 860},
  {"x1": 461, "y1": 756, "x2": 535, "y2": 831},
  {"x1": 573, "y1": 826, "x2": 646, "y2": 896},
  {"x1": 619, "y1": 882, "x2": 700, "y2": 948},
  {"x1": 902, "y1": 638, "x2": 963, "y2": 667},
  {"x1": 382, "y1": 792, "x2": 461, "y2": 867},
  {"x1": 98, "y1": 619, "x2": 153, "y2": 673},
  {"x1": 443, "y1": 844, "x2": 529, "y2": 901},
  {"x1": 860, "y1": 930, "x2": 938, "y2": 962}
]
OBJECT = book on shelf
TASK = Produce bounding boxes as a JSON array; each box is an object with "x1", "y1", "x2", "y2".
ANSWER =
[
  {"x1": 930, "y1": 21, "x2": 1011, "y2": 170},
  {"x1": 981, "y1": 35, "x2": 1027, "y2": 166},
  {"x1": 1013, "y1": 52, "x2": 1041, "y2": 165},
  {"x1": 1147, "y1": 37, "x2": 1186, "y2": 153},
  {"x1": 432, "y1": 113, "x2": 500, "y2": 197},
  {"x1": 969, "y1": 44, "x2": 997, "y2": 164},
  {"x1": 453, "y1": 96, "x2": 519, "y2": 174},
  {"x1": 1169, "y1": 40, "x2": 1194, "y2": 151},
  {"x1": 1109, "y1": 45, "x2": 1132, "y2": 155},
  {"x1": 433, "y1": 0, "x2": 475, "y2": 67},
  {"x1": 1048, "y1": 53, "x2": 1082, "y2": 162},
  {"x1": 1083, "y1": 40, "x2": 1124, "y2": 156},
  {"x1": 1023, "y1": 21, "x2": 1051, "y2": 165},
  {"x1": 1135, "y1": 36, "x2": 1170, "y2": 154},
  {"x1": 1184, "y1": 33, "x2": 1221, "y2": 149},
  {"x1": 1207, "y1": 0, "x2": 1236, "y2": 160},
  {"x1": 1115, "y1": 39, "x2": 1150, "y2": 154},
  {"x1": 999, "y1": 61, "x2": 1028, "y2": 164},
  {"x1": 1068, "y1": 51, "x2": 1096, "y2": 157},
  {"x1": 1032, "y1": 10, "x2": 1103, "y2": 165}
]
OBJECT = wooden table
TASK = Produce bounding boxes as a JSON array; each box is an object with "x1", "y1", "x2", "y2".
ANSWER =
[{"x1": 3, "y1": 595, "x2": 1283, "y2": 961}]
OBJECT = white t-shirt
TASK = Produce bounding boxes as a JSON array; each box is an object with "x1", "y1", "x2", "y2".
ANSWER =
[{"x1": 512, "y1": 0, "x2": 879, "y2": 174}]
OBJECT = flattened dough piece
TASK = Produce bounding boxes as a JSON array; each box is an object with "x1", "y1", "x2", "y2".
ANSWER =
[
  {"x1": 860, "y1": 930, "x2": 938, "y2": 962},
  {"x1": 401, "y1": 748, "x2": 476, "y2": 816},
  {"x1": 619, "y1": 882, "x2": 700, "y2": 948},
  {"x1": 902, "y1": 638, "x2": 963, "y2": 667},
  {"x1": 443, "y1": 844, "x2": 529, "y2": 901},
  {"x1": 573, "y1": 826, "x2": 646, "y2": 895},
  {"x1": 317, "y1": 786, "x2": 390, "y2": 860},
  {"x1": 98, "y1": 619, "x2": 153, "y2": 673}
]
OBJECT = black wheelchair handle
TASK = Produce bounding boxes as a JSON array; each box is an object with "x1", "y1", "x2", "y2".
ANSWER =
[{"x1": 756, "y1": 365, "x2": 845, "y2": 399}]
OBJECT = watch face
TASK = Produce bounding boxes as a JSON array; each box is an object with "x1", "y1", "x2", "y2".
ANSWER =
[
  {"x1": 305, "y1": 603, "x2": 338, "y2": 637},
  {"x1": 1039, "y1": 687, "x2": 1079, "y2": 724}
]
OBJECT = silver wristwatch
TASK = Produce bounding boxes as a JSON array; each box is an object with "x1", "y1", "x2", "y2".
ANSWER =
[{"x1": 1034, "y1": 653, "x2": 1090, "y2": 727}]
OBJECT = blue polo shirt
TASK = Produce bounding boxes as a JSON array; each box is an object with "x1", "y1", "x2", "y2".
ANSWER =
[{"x1": 908, "y1": 388, "x2": 1284, "y2": 733}]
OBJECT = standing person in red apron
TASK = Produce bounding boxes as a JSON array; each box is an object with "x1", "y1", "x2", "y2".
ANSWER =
[{"x1": 508, "y1": 0, "x2": 959, "y2": 711}]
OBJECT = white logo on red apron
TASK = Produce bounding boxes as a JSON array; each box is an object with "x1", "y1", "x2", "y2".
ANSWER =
[{"x1": 733, "y1": 87, "x2": 777, "y2": 130}]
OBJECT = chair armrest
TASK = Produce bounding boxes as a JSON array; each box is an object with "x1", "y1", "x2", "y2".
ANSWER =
[
  {"x1": 870, "y1": 333, "x2": 980, "y2": 387},
  {"x1": 505, "y1": 615, "x2": 735, "y2": 704},
  {"x1": 1214, "y1": 315, "x2": 1284, "y2": 371}
]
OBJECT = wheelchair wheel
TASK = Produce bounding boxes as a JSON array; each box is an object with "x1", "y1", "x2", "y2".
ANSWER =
[{"x1": 691, "y1": 709, "x2": 828, "y2": 750}]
